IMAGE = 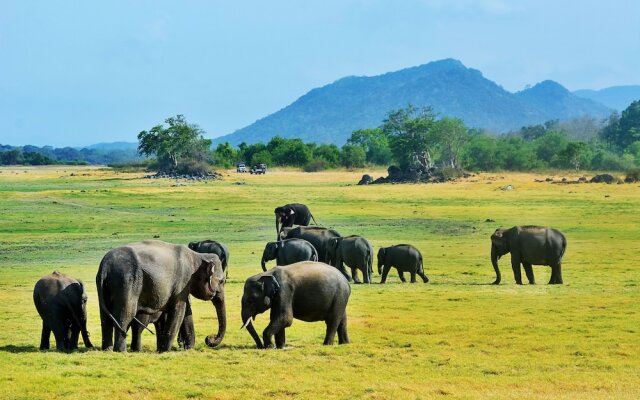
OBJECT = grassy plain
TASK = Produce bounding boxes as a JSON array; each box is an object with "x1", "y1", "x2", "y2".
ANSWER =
[{"x1": 0, "y1": 166, "x2": 638, "y2": 399}]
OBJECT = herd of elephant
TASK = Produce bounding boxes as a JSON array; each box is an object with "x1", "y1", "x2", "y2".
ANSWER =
[{"x1": 33, "y1": 203, "x2": 567, "y2": 353}]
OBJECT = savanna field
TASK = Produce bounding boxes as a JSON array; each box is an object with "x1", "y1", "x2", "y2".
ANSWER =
[{"x1": 0, "y1": 166, "x2": 638, "y2": 399}]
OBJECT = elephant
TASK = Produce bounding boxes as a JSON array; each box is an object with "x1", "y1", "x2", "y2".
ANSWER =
[
  {"x1": 377, "y1": 245, "x2": 429, "y2": 283},
  {"x1": 188, "y1": 240, "x2": 230, "y2": 275},
  {"x1": 261, "y1": 238, "x2": 318, "y2": 271},
  {"x1": 96, "y1": 240, "x2": 226, "y2": 352},
  {"x1": 33, "y1": 271, "x2": 94, "y2": 352},
  {"x1": 275, "y1": 203, "x2": 317, "y2": 239},
  {"x1": 129, "y1": 300, "x2": 195, "y2": 351},
  {"x1": 490, "y1": 226, "x2": 567, "y2": 285},
  {"x1": 279, "y1": 226, "x2": 340, "y2": 264},
  {"x1": 240, "y1": 261, "x2": 350, "y2": 349},
  {"x1": 326, "y1": 235, "x2": 374, "y2": 284}
]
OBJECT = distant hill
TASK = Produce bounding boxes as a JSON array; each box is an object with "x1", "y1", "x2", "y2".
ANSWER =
[
  {"x1": 216, "y1": 59, "x2": 612, "y2": 145},
  {"x1": 84, "y1": 141, "x2": 138, "y2": 151},
  {"x1": 573, "y1": 85, "x2": 640, "y2": 112}
]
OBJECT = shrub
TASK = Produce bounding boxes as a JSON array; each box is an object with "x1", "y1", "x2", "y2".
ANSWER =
[
  {"x1": 174, "y1": 160, "x2": 213, "y2": 175},
  {"x1": 625, "y1": 168, "x2": 640, "y2": 183},
  {"x1": 303, "y1": 158, "x2": 330, "y2": 172}
]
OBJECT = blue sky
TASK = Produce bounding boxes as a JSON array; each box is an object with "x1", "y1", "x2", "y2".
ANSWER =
[{"x1": 1, "y1": 0, "x2": 639, "y2": 146}]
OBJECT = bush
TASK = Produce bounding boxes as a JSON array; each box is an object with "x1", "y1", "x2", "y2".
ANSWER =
[
  {"x1": 303, "y1": 158, "x2": 331, "y2": 172},
  {"x1": 625, "y1": 168, "x2": 640, "y2": 183},
  {"x1": 174, "y1": 160, "x2": 213, "y2": 175},
  {"x1": 440, "y1": 167, "x2": 464, "y2": 180}
]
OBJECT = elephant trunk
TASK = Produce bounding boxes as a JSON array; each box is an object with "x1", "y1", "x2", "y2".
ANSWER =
[
  {"x1": 260, "y1": 257, "x2": 267, "y2": 272},
  {"x1": 491, "y1": 244, "x2": 501, "y2": 285},
  {"x1": 81, "y1": 321, "x2": 94, "y2": 349},
  {"x1": 204, "y1": 292, "x2": 226, "y2": 348},
  {"x1": 241, "y1": 308, "x2": 264, "y2": 349}
]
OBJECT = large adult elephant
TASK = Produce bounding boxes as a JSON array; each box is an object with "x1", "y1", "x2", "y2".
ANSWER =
[
  {"x1": 33, "y1": 272, "x2": 94, "y2": 352},
  {"x1": 275, "y1": 203, "x2": 317, "y2": 240},
  {"x1": 261, "y1": 238, "x2": 318, "y2": 271},
  {"x1": 326, "y1": 235, "x2": 374, "y2": 284},
  {"x1": 96, "y1": 240, "x2": 226, "y2": 352},
  {"x1": 241, "y1": 261, "x2": 350, "y2": 349},
  {"x1": 280, "y1": 226, "x2": 340, "y2": 263},
  {"x1": 188, "y1": 240, "x2": 230, "y2": 275},
  {"x1": 490, "y1": 226, "x2": 567, "y2": 285},
  {"x1": 377, "y1": 244, "x2": 429, "y2": 283}
]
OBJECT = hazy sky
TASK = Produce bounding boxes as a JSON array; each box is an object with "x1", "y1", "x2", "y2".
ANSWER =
[{"x1": 2, "y1": 0, "x2": 639, "y2": 146}]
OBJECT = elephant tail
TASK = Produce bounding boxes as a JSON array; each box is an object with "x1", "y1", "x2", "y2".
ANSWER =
[
  {"x1": 96, "y1": 263, "x2": 127, "y2": 336},
  {"x1": 309, "y1": 212, "x2": 318, "y2": 225},
  {"x1": 311, "y1": 245, "x2": 319, "y2": 262},
  {"x1": 560, "y1": 234, "x2": 567, "y2": 258}
]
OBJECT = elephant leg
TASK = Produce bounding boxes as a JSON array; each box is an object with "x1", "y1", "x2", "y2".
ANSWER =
[
  {"x1": 179, "y1": 301, "x2": 195, "y2": 350},
  {"x1": 50, "y1": 321, "x2": 67, "y2": 352},
  {"x1": 380, "y1": 265, "x2": 392, "y2": 283},
  {"x1": 157, "y1": 302, "x2": 186, "y2": 352},
  {"x1": 511, "y1": 261, "x2": 523, "y2": 285},
  {"x1": 351, "y1": 267, "x2": 361, "y2": 284},
  {"x1": 523, "y1": 262, "x2": 535, "y2": 284},
  {"x1": 417, "y1": 269, "x2": 429, "y2": 283},
  {"x1": 410, "y1": 271, "x2": 417, "y2": 283},
  {"x1": 100, "y1": 308, "x2": 114, "y2": 350},
  {"x1": 112, "y1": 300, "x2": 137, "y2": 352},
  {"x1": 263, "y1": 322, "x2": 282, "y2": 349},
  {"x1": 337, "y1": 312, "x2": 349, "y2": 345},
  {"x1": 39, "y1": 322, "x2": 51, "y2": 350},
  {"x1": 550, "y1": 263, "x2": 563, "y2": 284},
  {"x1": 323, "y1": 318, "x2": 339, "y2": 345},
  {"x1": 130, "y1": 324, "x2": 143, "y2": 352},
  {"x1": 398, "y1": 270, "x2": 407, "y2": 283},
  {"x1": 362, "y1": 265, "x2": 371, "y2": 284},
  {"x1": 275, "y1": 328, "x2": 286, "y2": 349}
]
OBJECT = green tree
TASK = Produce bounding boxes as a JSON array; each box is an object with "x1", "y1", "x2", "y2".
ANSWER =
[
  {"x1": 251, "y1": 150, "x2": 273, "y2": 166},
  {"x1": 461, "y1": 134, "x2": 501, "y2": 171},
  {"x1": 213, "y1": 142, "x2": 237, "y2": 168},
  {"x1": 313, "y1": 144, "x2": 341, "y2": 166},
  {"x1": 618, "y1": 100, "x2": 640, "y2": 149},
  {"x1": 340, "y1": 144, "x2": 366, "y2": 169},
  {"x1": 137, "y1": 115, "x2": 212, "y2": 171},
  {"x1": 558, "y1": 142, "x2": 592, "y2": 171},
  {"x1": 381, "y1": 105, "x2": 437, "y2": 169},
  {"x1": 347, "y1": 128, "x2": 392, "y2": 165},
  {"x1": 431, "y1": 117, "x2": 469, "y2": 168}
]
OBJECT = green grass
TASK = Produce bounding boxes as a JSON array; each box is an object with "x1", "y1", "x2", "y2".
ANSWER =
[{"x1": 0, "y1": 167, "x2": 638, "y2": 399}]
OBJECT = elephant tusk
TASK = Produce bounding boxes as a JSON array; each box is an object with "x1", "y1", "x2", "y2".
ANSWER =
[{"x1": 240, "y1": 318, "x2": 252, "y2": 330}]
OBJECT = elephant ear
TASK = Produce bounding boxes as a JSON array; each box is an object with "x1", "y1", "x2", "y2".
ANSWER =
[{"x1": 259, "y1": 275, "x2": 280, "y2": 299}]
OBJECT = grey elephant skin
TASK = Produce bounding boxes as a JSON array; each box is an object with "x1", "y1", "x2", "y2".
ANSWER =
[
  {"x1": 280, "y1": 226, "x2": 340, "y2": 263},
  {"x1": 33, "y1": 271, "x2": 94, "y2": 352},
  {"x1": 188, "y1": 240, "x2": 230, "y2": 274},
  {"x1": 241, "y1": 261, "x2": 351, "y2": 349},
  {"x1": 491, "y1": 226, "x2": 567, "y2": 285},
  {"x1": 377, "y1": 245, "x2": 429, "y2": 283},
  {"x1": 129, "y1": 300, "x2": 195, "y2": 351},
  {"x1": 96, "y1": 240, "x2": 226, "y2": 352},
  {"x1": 275, "y1": 203, "x2": 317, "y2": 239},
  {"x1": 261, "y1": 238, "x2": 318, "y2": 271},
  {"x1": 326, "y1": 235, "x2": 374, "y2": 284}
]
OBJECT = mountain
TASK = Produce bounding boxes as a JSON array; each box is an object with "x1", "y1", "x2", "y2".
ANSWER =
[
  {"x1": 216, "y1": 59, "x2": 612, "y2": 145},
  {"x1": 573, "y1": 86, "x2": 640, "y2": 111}
]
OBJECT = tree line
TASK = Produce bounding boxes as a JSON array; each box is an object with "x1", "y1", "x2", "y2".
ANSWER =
[
  {"x1": 0, "y1": 144, "x2": 141, "y2": 166},
  {"x1": 213, "y1": 100, "x2": 640, "y2": 172},
  {"x1": 3, "y1": 100, "x2": 639, "y2": 172}
]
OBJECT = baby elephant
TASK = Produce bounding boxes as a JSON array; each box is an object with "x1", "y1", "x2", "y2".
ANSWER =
[
  {"x1": 188, "y1": 239, "x2": 230, "y2": 275},
  {"x1": 33, "y1": 271, "x2": 94, "y2": 351},
  {"x1": 326, "y1": 235, "x2": 374, "y2": 284},
  {"x1": 241, "y1": 261, "x2": 351, "y2": 349},
  {"x1": 260, "y1": 238, "x2": 318, "y2": 271},
  {"x1": 377, "y1": 245, "x2": 429, "y2": 283}
]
